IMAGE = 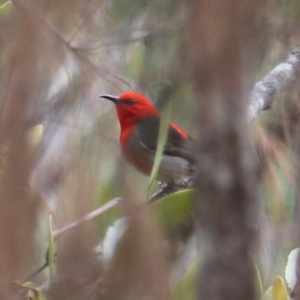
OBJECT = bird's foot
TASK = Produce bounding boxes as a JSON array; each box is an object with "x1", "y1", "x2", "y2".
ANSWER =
[
  {"x1": 148, "y1": 183, "x2": 170, "y2": 203},
  {"x1": 182, "y1": 176, "x2": 194, "y2": 188},
  {"x1": 148, "y1": 178, "x2": 193, "y2": 204}
]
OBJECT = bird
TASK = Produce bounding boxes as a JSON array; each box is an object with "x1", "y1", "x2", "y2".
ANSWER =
[{"x1": 100, "y1": 91, "x2": 195, "y2": 196}]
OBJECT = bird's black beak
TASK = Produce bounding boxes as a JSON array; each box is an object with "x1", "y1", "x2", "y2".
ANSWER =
[{"x1": 99, "y1": 94, "x2": 120, "y2": 104}]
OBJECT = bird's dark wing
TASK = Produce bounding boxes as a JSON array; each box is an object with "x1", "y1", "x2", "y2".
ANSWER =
[{"x1": 135, "y1": 116, "x2": 196, "y2": 161}]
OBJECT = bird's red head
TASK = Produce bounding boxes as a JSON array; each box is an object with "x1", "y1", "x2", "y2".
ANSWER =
[{"x1": 100, "y1": 91, "x2": 158, "y2": 129}]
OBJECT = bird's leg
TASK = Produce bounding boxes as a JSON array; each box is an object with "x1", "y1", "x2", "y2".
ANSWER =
[
  {"x1": 148, "y1": 183, "x2": 167, "y2": 203},
  {"x1": 185, "y1": 176, "x2": 194, "y2": 188},
  {"x1": 148, "y1": 181, "x2": 183, "y2": 203}
]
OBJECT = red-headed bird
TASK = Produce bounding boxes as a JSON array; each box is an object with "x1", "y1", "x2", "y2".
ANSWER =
[{"x1": 100, "y1": 91, "x2": 195, "y2": 188}]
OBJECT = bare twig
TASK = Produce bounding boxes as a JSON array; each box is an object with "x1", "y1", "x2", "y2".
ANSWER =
[
  {"x1": 53, "y1": 197, "x2": 121, "y2": 240},
  {"x1": 72, "y1": 25, "x2": 187, "y2": 51},
  {"x1": 67, "y1": 0, "x2": 104, "y2": 47},
  {"x1": 248, "y1": 48, "x2": 300, "y2": 124},
  {"x1": 24, "y1": 261, "x2": 49, "y2": 282},
  {"x1": 23, "y1": 197, "x2": 121, "y2": 282},
  {"x1": 13, "y1": 1, "x2": 133, "y2": 91}
]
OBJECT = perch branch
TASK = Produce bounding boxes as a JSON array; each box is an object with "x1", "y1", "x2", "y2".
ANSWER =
[{"x1": 53, "y1": 197, "x2": 121, "y2": 240}]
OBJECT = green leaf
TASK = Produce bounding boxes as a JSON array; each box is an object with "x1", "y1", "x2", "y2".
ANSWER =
[
  {"x1": 173, "y1": 257, "x2": 199, "y2": 300},
  {"x1": 48, "y1": 215, "x2": 56, "y2": 281},
  {"x1": 272, "y1": 277, "x2": 289, "y2": 300},
  {"x1": 147, "y1": 101, "x2": 171, "y2": 198},
  {"x1": 0, "y1": 1, "x2": 11, "y2": 15},
  {"x1": 151, "y1": 189, "x2": 195, "y2": 234}
]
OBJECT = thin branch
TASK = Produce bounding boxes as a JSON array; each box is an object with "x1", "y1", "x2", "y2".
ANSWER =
[
  {"x1": 53, "y1": 197, "x2": 121, "y2": 240},
  {"x1": 248, "y1": 48, "x2": 300, "y2": 124},
  {"x1": 67, "y1": 0, "x2": 104, "y2": 47},
  {"x1": 72, "y1": 25, "x2": 186, "y2": 52},
  {"x1": 13, "y1": 1, "x2": 133, "y2": 91},
  {"x1": 23, "y1": 197, "x2": 121, "y2": 282}
]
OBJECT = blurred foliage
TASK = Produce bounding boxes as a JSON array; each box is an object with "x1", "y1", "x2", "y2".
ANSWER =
[
  {"x1": 0, "y1": 1, "x2": 11, "y2": 15},
  {"x1": 275, "y1": 0, "x2": 300, "y2": 18},
  {"x1": 262, "y1": 277, "x2": 289, "y2": 300},
  {"x1": 12, "y1": 282, "x2": 46, "y2": 300},
  {"x1": 0, "y1": 0, "x2": 299, "y2": 299},
  {"x1": 272, "y1": 277, "x2": 289, "y2": 300},
  {"x1": 152, "y1": 189, "x2": 195, "y2": 235},
  {"x1": 173, "y1": 257, "x2": 199, "y2": 300}
]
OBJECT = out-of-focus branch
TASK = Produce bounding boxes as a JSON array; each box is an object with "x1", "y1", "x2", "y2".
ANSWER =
[
  {"x1": 190, "y1": 1, "x2": 263, "y2": 300},
  {"x1": 248, "y1": 48, "x2": 300, "y2": 124},
  {"x1": 0, "y1": 6, "x2": 43, "y2": 298}
]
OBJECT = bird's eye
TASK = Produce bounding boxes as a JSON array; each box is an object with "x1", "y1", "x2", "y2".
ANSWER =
[{"x1": 124, "y1": 99, "x2": 136, "y2": 105}]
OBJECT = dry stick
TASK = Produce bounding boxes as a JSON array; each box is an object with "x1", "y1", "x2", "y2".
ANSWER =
[
  {"x1": 53, "y1": 197, "x2": 121, "y2": 240},
  {"x1": 24, "y1": 197, "x2": 121, "y2": 282},
  {"x1": 248, "y1": 48, "x2": 300, "y2": 124}
]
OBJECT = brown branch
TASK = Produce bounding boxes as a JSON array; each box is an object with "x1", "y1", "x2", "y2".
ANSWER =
[
  {"x1": 23, "y1": 197, "x2": 121, "y2": 282},
  {"x1": 190, "y1": 1, "x2": 263, "y2": 300},
  {"x1": 248, "y1": 48, "x2": 300, "y2": 124},
  {"x1": 53, "y1": 197, "x2": 121, "y2": 240}
]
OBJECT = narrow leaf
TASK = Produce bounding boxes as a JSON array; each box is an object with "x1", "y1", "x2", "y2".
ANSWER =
[
  {"x1": 0, "y1": 1, "x2": 11, "y2": 15},
  {"x1": 48, "y1": 215, "x2": 56, "y2": 281},
  {"x1": 147, "y1": 101, "x2": 171, "y2": 198}
]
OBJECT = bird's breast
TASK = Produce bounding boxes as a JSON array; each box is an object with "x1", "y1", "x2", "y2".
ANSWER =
[{"x1": 122, "y1": 132, "x2": 193, "y2": 183}]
